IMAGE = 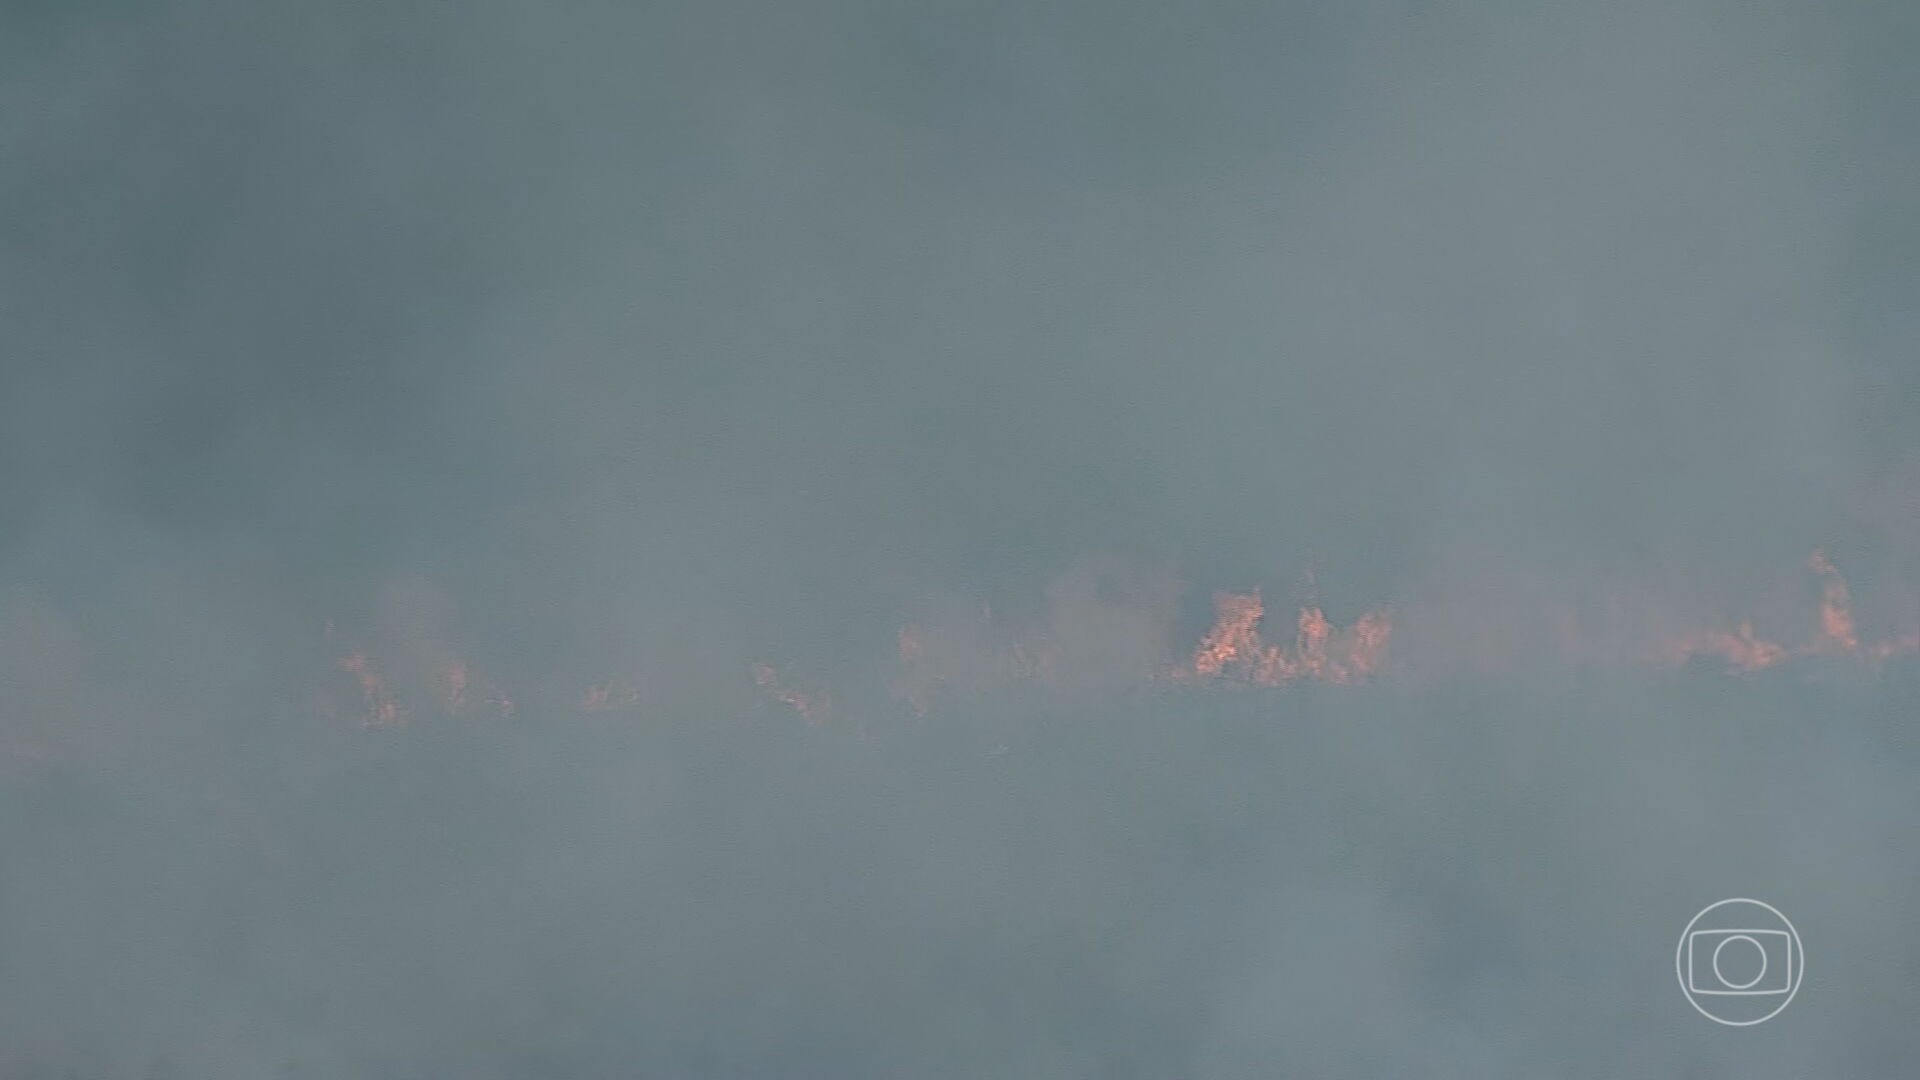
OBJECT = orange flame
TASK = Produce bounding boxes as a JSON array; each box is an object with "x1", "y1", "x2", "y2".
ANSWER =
[
  {"x1": 1669, "y1": 621, "x2": 1790, "y2": 673},
  {"x1": 310, "y1": 550, "x2": 1920, "y2": 728},
  {"x1": 339, "y1": 651, "x2": 402, "y2": 727},
  {"x1": 1184, "y1": 591, "x2": 1392, "y2": 686},
  {"x1": 1661, "y1": 551, "x2": 1916, "y2": 669},
  {"x1": 1808, "y1": 549, "x2": 1859, "y2": 654}
]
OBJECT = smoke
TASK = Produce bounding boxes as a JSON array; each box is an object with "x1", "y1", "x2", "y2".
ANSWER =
[{"x1": 4, "y1": 0, "x2": 1919, "y2": 1074}]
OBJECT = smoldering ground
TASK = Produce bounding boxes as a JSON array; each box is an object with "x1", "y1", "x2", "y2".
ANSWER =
[{"x1": 4, "y1": 0, "x2": 1919, "y2": 1075}]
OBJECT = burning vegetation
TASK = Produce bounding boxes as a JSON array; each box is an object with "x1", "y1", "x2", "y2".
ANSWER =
[{"x1": 310, "y1": 551, "x2": 1920, "y2": 728}]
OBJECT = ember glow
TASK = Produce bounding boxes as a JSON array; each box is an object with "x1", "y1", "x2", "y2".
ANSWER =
[
  {"x1": 1181, "y1": 591, "x2": 1393, "y2": 686},
  {"x1": 1809, "y1": 548, "x2": 1859, "y2": 654},
  {"x1": 316, "y1": 551, "x2": 1920, "y2": 727},
  {"x1": 336, "y1": 650, "x2": 402, "y2": 728}
]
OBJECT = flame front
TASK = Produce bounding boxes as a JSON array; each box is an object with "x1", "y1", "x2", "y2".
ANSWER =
[
  {"x1": 1659, "y1": 551, "x2": 1913, "y2": 671},
  {"x1": 310, "y1": 551, "x2": 1919, "y2": 727},
  {"x1": 1672, "y1": 622, "x2": 1789, "y2": 673},
  {"x1": 1808, "y1": 549, "x2": 1859, "y2": 654},
  {"x1": 1184, "y1": 591, "x2": 1392, "y2": 686}
]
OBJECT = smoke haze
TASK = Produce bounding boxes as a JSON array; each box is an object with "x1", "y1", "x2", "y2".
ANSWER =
[{"x1": 4, "y1": 1, "x2": 1919, "y2": 1075}]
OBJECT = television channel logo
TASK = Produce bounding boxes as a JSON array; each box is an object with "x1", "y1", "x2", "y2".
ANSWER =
[{"x1": 1675, "y1": 898, "x2": 1803, "y2": 1026}]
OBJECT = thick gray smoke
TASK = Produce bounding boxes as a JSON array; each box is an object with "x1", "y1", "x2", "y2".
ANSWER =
[{"x1": 4, "y1": 1, "x2": 1919, "y2": 1075}]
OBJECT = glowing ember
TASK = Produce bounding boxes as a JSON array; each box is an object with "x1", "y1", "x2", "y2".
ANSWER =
[
  {"x1": 1808, "y1": 549, "x2": 1860, "y2": 654},
  {"x1": 312, "y1": 550, "x2": 1919, "y2": 727},
  {"x1": 1661, "y1": 551, "x2": 1916, "y2": 670},
  {"x1": 1875, "y1": 633, "x2": 1920, "y2": 661},
  {"x1": 750, "y1": 662, "x2": 828, "y2": 723},
  {"x1": 1669, "y1": 622, "x2": 1790, "y2": 673},
  {"x1": 1190, "y1": 591, "x2": 1263, "y2": 678},
  {"x1": 1182, "y1": 591, "x2": 1392, "y2": 686},
  {"x1": 338, "y1": 651, "x2": 402, "y2": 727}
]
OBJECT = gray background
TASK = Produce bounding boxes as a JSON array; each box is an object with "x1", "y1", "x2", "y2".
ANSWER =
[{"x1": 3, "y1": 1, "x2": 1919, "y2": 1075}]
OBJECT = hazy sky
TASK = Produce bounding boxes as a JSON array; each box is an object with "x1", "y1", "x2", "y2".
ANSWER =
[{"x1": 4, "y1": 1, "x2": 1919, "y2": 1075}]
